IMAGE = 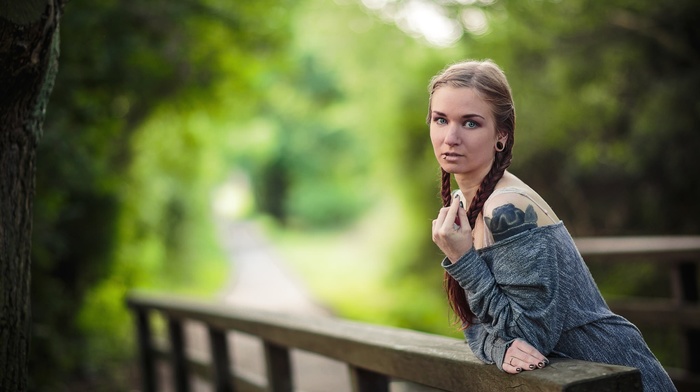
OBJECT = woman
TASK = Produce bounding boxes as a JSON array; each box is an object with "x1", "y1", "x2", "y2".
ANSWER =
[{"x1": 429, "y1": 60, "x2": 676, "y2": 391}]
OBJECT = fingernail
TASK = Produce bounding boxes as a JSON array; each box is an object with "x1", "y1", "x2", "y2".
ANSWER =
[
  {"x1": 516, "y1": 368, "x2": 522, "y2": 373},
  {"x1": 538, "y1": 362, "x2": 544, "y2": 368},
  {"x1": 455, "y1": 194, "x2": 460, "y2": 200},
  {"x1": 529, "y1": 364, "x2": 535, "y2": 370}
]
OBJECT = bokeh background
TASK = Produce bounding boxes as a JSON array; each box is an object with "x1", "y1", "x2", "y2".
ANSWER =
[{"x1": 30, "y1": 0, "x2": 699, "y2": 389}]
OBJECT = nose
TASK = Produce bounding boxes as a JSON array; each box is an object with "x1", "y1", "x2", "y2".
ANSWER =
[{"x1": 444, "y1": 124, "x2": 460, "y2": 146}]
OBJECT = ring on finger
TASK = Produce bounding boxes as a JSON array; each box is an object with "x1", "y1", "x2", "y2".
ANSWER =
[{"x1": 453, "y1": 223, "x2": 460, "y2": 230}]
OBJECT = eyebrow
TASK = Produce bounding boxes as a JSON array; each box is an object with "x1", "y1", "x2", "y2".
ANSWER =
[{"x1": 432, "y1": 111, "x2": 486, "y2": 120}]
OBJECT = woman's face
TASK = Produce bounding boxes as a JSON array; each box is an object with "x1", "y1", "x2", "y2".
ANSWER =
[{"x1": 429, "y1": 86, "x2": 502, "y2": 178}]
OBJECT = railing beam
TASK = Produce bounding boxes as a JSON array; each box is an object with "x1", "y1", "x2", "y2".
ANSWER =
[
  {"x1": 126, "y1": 292, "x2": 644, "y2": 391},
  {"x1": 125, "y1": 233, "x2": 700, "y2": 390}
]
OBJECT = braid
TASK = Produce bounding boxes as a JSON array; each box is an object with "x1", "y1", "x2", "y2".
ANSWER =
[
  {"x1": 439, "y1": 168, "x2": 474, "y2": 325},
  {"x1": 465, "y1": 151, "x2": 512, "y2": 228},
  {"x1": 440, "y1": 169, "x2": 452, "y2": 207},
  {"x1": 444, "y1": 149, "x2": 512, "y2": 328}
]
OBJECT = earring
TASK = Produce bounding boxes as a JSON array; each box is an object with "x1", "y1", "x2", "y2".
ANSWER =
[{"x1": 495, "y1": 141, "x2": 505, "y2": 151}]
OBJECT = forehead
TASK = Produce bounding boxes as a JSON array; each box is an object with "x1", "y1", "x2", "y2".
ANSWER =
[{"x1": 431, "y1": 86, "x2": 492, "y2": 116}]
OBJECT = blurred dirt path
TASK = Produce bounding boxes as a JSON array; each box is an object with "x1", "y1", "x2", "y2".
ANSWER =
[
  {"x1": 155, "y1": 217, "x2": 351, "y2": 392},
  {"x1": 216, "y1": 217, "x2": 352, "y2": 391},
  {"x1": 150, "y1": 187, "x2": 435, "y2": 392},
  {"x1": 215, "y1": 219, "x2": 331, "y2": 317}
]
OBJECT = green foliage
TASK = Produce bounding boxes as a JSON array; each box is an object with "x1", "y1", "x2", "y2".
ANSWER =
[
  {"x1": 30, "y1": 0, "x2": 700, "y2": 387},
  {"x1": 468, "y1": 0, "x2": 700, "y2": 235},
  {"x1": 30, "y1": 0, "x2": 294, "y2": 389},
  {"x1": 272, "y1": 0, "x2": 700, "y2": 369}
]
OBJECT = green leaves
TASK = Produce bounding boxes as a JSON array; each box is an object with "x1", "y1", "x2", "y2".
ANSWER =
[{"x1": 29, "y1": 0, "x2": 700, "y2": 387}]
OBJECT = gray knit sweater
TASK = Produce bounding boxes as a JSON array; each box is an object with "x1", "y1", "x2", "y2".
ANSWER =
[{"x1": 442, "y1": 222, "x2": 677, "y2": 391}]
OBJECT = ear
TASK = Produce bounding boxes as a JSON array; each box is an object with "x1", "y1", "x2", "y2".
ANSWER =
[{"x1": 496, "y1": 131, "x2": 508, "y2": 145}]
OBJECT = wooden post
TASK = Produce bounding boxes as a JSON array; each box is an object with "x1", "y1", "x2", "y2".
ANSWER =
[
  {"x1": 168, "y1": 317, "x2": 189, "y2": 392},
  {"x1": 672, "y1": 261, "x2": 700, "y2": 373},
  {"x1": 208, "y1": 327, "x2": 233, "y2": 392},
  {"x1": 135, "y1": 309, "x2": 157, "y2": 392},
  {"x1": 263, "y1": 341, "x2": 292, "y2": 392},
  {"x1": 349, "y1": 366, "x2": 389, "y2": 392}
]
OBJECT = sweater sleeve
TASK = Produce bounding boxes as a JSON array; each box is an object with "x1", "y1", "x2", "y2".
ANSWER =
[
  {"x1": 464, "y1": 324, "x2": 515, "y2": 371},
  {"x1": 442, "y1": 229, "x2": 565, "y2": 357}
]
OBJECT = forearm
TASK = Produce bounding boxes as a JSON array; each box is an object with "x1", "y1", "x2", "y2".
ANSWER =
[{"x1": 442, "y1": 249, "x2": 560, "y2": 354}]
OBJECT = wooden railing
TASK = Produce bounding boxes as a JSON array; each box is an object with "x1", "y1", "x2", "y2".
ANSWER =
[
  {"x1": 126, "y1": 292, "x2": 642, "y2": 392},
  {"x1": 574, "y1": 235, "x2": 700, "y2": 391},
  {"x1": 126, "y1": 235, "x2": 700, "y2": 392}
]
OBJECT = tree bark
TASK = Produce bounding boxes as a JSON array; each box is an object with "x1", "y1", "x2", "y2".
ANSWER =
[{"x1": 0, "y1": 1, "x2": 62, "y2": 390}]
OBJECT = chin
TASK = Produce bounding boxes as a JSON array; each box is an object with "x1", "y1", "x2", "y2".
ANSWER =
[
  {"x1": 439, "y1": 165, "x2": 461, "y2": 174},
  {"x1": 442, "y1": 167, "x2": 456, "y2": 174}
]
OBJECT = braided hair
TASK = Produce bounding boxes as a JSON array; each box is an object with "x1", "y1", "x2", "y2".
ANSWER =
[{"x1": 428, "y1": 60, "x2": 515, "y2": 328}]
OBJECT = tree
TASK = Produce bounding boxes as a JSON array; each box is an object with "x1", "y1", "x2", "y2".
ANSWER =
[
  {"x1": 0, "y1": 1, "x2": 64, "y2": 390},
  {"x1": 24, "y1": 1, "x2": 296, "y2": 388}
]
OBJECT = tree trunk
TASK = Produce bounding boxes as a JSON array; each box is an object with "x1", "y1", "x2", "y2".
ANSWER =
[{"x1": 0, "y1": 1, "x2": 62, "y2": 390}]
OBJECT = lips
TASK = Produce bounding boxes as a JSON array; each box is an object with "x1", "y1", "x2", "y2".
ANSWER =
[{"x1": 442, "y1": 152, "x2": 464, "y2": 161}]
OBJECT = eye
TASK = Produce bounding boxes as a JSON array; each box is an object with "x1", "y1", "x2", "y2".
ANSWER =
[
  {"x1": 433, "y1": 117, "x2": 447, "y2": 125},
  {"x1": 464, "y1": 120, "x2": 479, "y2": 128}
]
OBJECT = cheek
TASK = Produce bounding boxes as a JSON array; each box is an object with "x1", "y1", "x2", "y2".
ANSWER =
[
  {"x1": 429, "y1": 125, "x2": 445, "y2": 145},
  {"x1": 471, "y1": 132, "x2": 494, "y2": 149},
  {"x1": 429, "y1": 128, "x2": 439, "y2": 147}
]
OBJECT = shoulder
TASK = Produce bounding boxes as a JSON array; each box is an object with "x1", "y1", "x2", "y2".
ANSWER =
[{"x1": 483, "y1": 189, "x2": 553, "y2": 243}]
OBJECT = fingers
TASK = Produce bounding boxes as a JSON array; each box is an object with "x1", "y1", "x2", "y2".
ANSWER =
[
  {"x1": 513, "y1": 339, "x2": 548, "y2": 368},
  {"x1": 431, "y1": 207, "x2": 451, "y2": 241},
  {"x1": 501, "y1": 362, "x2": 523, "y2": 375},
  {"x1": 456, "y1": 198, "x2": 468, "y2": 228},
  {"x1": 503, "y1": 354, "x2": 549, "y2": 373},
  {"x1": 503, "y1": 339, "x2": 549, "y2": 375},
  {"x1": 436, "y1": 195, "x2": 460, "y2": 232},
  {"x1": 432, "y1": 194, "x2": 474, "y2": 262},
  {"x1": 445, "y1": 194, "x2": 460, "y2": 228}
]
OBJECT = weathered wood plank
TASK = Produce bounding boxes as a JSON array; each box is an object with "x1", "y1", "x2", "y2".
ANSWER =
[
  {"x1": 575, "y1": 236, "x2": 700, "y2": 260},
  {"x1": 127, "y1": 293, "x2": 641, "y2": 391},
  {"x1": 127, "y1": 234, "x2": 700, "y2": 390},
  {"x1": 608, "y1": 300, "x2": 700, "y2": 328}
]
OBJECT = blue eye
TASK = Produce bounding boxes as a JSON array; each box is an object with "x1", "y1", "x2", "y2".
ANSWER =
[
  {"x1": 434, "y1": 117, "x2": 447, "y2": 125},
  {"x1": 465, "y1": 120, "x2": 478, "y2": 128}
]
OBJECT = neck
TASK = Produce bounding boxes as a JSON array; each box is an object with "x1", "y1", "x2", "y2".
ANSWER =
[
  {"x1": 455, "y1": 177, "x2": 481, "y2": 207},
  {"x1": 454, "y1": 162, "x2": 494, "y2": 207}
]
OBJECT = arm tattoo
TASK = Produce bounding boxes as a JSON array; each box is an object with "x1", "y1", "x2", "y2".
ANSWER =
[{"x1": 485, "y1": 204, "x2": 538, "y2": 242}]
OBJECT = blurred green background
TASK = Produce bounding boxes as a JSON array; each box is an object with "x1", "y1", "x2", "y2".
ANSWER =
[{"x1": 30, "y1": 0, "x2": 699, "y2": 390}]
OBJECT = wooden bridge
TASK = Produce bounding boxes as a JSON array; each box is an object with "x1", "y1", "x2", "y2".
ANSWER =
[{"x1": 127, "y1": 235, "x2": 700, "y2": 392}]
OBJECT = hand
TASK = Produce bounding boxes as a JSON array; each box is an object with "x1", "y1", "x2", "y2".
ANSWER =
[
  {"x1": 432, "y1": 194, "x2": 473, "y2": 263},
  {"x1": 502, "y1": 339, "x2": 549, "y2": 374}
]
